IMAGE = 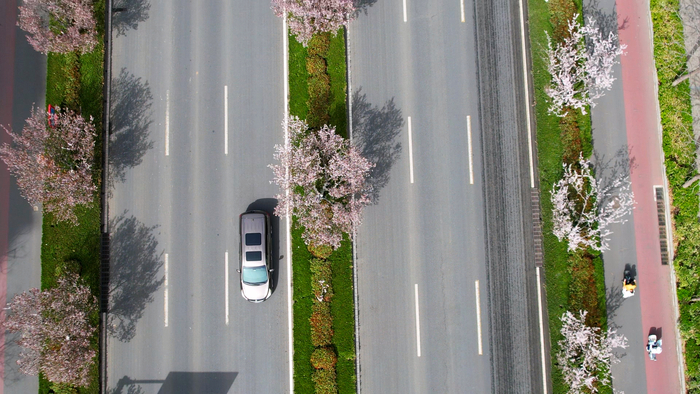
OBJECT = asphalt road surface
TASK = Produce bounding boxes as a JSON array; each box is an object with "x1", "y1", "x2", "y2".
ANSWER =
[
  {"x1": 351, "y1": 0, "x2": 545, "y2": 392},
  {"x1": 106, "y1": 1, "x2": 287, "y2": 393},
  {"x1": 0, "y1": 2, "x2": 44, "y2": 394}
]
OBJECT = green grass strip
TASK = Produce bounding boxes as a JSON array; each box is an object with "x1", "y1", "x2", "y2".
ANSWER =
[
  {"x1": 292, "y1": 224, "x2": 315, "y2": 393},
  {"x1": 649, "y1": 0, "x2": 700, "y2": 390},
  {"x1": 527, "y1": 0, "x2": 609, "y2": 392},
  {"x1": 40, "y1": 1, "x2": 104, "y2": 392},
  {"x1": 328, "y1": 236, "x2": 356, "y2": 394},
  {"x1": 326, "y1": 32, "x2": 347, "y2": 138},
  {"x1": 289, "y1": 35, "x2": 310, "y2": 119}
]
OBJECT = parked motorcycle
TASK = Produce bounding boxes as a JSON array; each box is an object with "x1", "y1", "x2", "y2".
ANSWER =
[
  {"x1": 622, "y1": 270, "x2": 637, "y2": 298},
  {"x1": 647, "y1": 334, "x2": 662, "y2": 361}
]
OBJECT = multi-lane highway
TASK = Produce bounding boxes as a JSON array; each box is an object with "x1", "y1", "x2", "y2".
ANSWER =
[
  {"x1": 107, "y1": 1, "x2": 288, "y2": 393},
  {"x1": 351, "y1": 0, "x2": 547, "y2": 393}
]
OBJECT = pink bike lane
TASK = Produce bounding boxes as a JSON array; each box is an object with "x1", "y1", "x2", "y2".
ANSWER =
[{"x1": 617, "y1": 0, "x2": 685, "y2": 392}]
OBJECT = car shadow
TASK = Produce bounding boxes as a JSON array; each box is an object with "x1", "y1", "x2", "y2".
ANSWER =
[{"x1": 109, "y1": 372, "x2": 237, "y2": 394}]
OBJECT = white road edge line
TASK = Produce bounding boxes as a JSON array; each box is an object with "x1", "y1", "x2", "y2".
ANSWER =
[
  {"x1": 408, "y1": 116, "x2": 414, "y2": 184},
  {"x1": 403, "y1": 0, "x2": 407, "y2": 22},
  {"x1": 283, "y1": 14, "x2": 294, "y2": 394},
  {"x1": 517, "y1": 0, "x2": 535, "y2": 188},
  {"x1": 475, "y1": 280, "x2": 483, "y2": 355},
  {"x1": 165, "y1": 90, "x2": 170, "y2": 156},
  {"x1": 536, "y1": 267, "x2": 548, "y2": 394},
  {"x1": 414, "y1": 283, "x2": 421, "y2": 357},
  {"x1": 225, "y1": 251, "x2": 229, "y2": 325},
  {"x1": 224, "y1": 85, "x2": 229, "y2": 155},
  {"x1": 467, "y1": 116, "x2": 474, "y2": 185},
  {"x1": 460, "y1": 0, "x2": 465, "y2": 22},
  {"x1": 164, "y1": 253, "x2": 169, "y2": 327}
]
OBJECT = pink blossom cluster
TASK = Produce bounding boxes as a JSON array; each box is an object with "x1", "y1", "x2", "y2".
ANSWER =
[
  {"x1": 550, "y1": 155, "x2": 634, "y2": 251},
  {"x1": 0, "y1": 107, "x2": 96, "y2": 224},
  {"x1": 545, "y1": 15, "x2": 626, "y2": 116},
  {"x1": 557, "y1": 311, "x2": 627, "y2": 393},
  {"x1": 17, "y1": 0, "x2": 98, "y2": 54},
  {"x1": 271, "y1": 0, "x2": 355, "y2": 46},
  {"x1": 270, "y1": 116, "x2": 374, "y2": 249},
  {"x1": 2, "y1": 273, "x2": 98, "y2": 387}
]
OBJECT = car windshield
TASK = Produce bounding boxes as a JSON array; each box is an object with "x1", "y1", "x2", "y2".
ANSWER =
[{"x1": 242, "y1": 266, "x2": 268, "y2": 285}]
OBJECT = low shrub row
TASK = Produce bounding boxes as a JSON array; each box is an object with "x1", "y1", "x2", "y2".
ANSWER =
[
  {"x1": 308, "y1": 258, "x2": 338, "y2": 393},
  {"x1": 649, "y1": 0, "x2": 700, "y2": 390}
]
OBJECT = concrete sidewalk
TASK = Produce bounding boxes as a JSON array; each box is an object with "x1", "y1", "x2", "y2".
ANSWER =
[{"x1": 585, "y1": 0, "x2": 685, "y2": 392}]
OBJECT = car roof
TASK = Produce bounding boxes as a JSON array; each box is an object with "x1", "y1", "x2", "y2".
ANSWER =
[{"x1": 241, "y1": 211, "x2": 267, "y2": 268}]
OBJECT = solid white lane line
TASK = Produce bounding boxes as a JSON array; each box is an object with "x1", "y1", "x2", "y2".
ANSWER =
[
  {"x1": 467, "y1": 116, "x2": 474, "y2": 185},
  {"x1": 415, "y1": 284, "x2": 421, "y2": 357},
  {"x1": 518, "y1": 0, "x2": 535, "y2": 188},
  {"x1": 408, "y1": 116, "x2": 414, "y2": 184},
  {"x1": 224, "y1": 86, "x2": 229, "y2": 155},
  {"x1": 403, "y1": 0, "x2": 407, "y2": 22},
  {"x1": 460, "y1": 0, "x2": 465, "y2": 22},
  {"x1": 164, "y1": 253, "x2": 169, "y2": 327},
  {"x1": 475, "y1": 280, "x2": 483, "y2": 355},
  {"x1": 283, "y1": 15, "x2": 294, "y2": 394},
  {"x1": 165, "y1": 90, "x2": 170, "y2": 156},
  {"x1": 225, "y1": 251, "x2": 229, "y2": 325},
  {"x1": 536, "y1": 267, "x2": 548, "y2": 394}
]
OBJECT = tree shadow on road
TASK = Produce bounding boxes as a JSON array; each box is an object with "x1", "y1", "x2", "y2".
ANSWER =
[
  {"x1": 353, "y1": 0, "x2": 378, "y2": 16},
  {"x1": 108, "y1": 211, "x2": 164, "y2": 342},
  {"x1": 592, "y1": 144, "x2": 636, "y2": 208},
  {"x1": 605, "y1": 277, "x2": 624, "y2": 332},
  {"x1": 584, "y1": 0, "x2": 629, "y2": 39},
  {"x1": 109, "y1": 68, "x2": 155, "y2": 191},
  {"x1": 112, "y1": 0, "x2": 152, "y2": 37},
  {"x1": 351, "y1": 88, "x2": 403, "y2": 205}
]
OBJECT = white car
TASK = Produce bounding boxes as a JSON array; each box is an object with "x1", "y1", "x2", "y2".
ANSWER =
[{"x1": 237, "y1": 210, "x2": 273, "y2": 303}]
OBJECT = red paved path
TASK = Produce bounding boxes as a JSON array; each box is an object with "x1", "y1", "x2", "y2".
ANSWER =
[
  {"x1": 0, "y1": 0, "x2": 17, "y2": 392},
  {"x1": 617, "y1": 0, "x2": 684, "y2": 392}
]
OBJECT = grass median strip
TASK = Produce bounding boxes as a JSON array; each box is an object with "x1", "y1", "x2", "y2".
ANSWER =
[
  {"x1": 288, "y1": 30, "x2": 356, "y2": 394},
  {"x1": 39, "y1": 1, "x2": 105, "y2": 393},
  {"x1": 527, "y1": 0, "x2": 610, "y2": 392}
]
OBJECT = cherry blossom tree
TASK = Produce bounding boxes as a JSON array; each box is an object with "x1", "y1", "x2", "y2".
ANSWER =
[
  {"x1": 17, "y1": 0, "x2": 98, "y2": 54},
  {"x1": 0, "y1": 106, "x2": 96, "y2": 224},
  {"x1": 271, "y1": 0, "x2": 355, "y2": 46},
  {"x1": 557, "y1": 311, "x2": 627, "y2": 394},
  {"x1": 270, "y1": 116, "x2": 373, "y2": 249},
  {"x1": 545, "y1": 15, "x2": 626, "y2": 116},
  {"x1": 2, "y1": 273, "x2": 98, "y2": 387},
  {"x1": 550, "y1": 155, "x2": 634, "y2": 252}
]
